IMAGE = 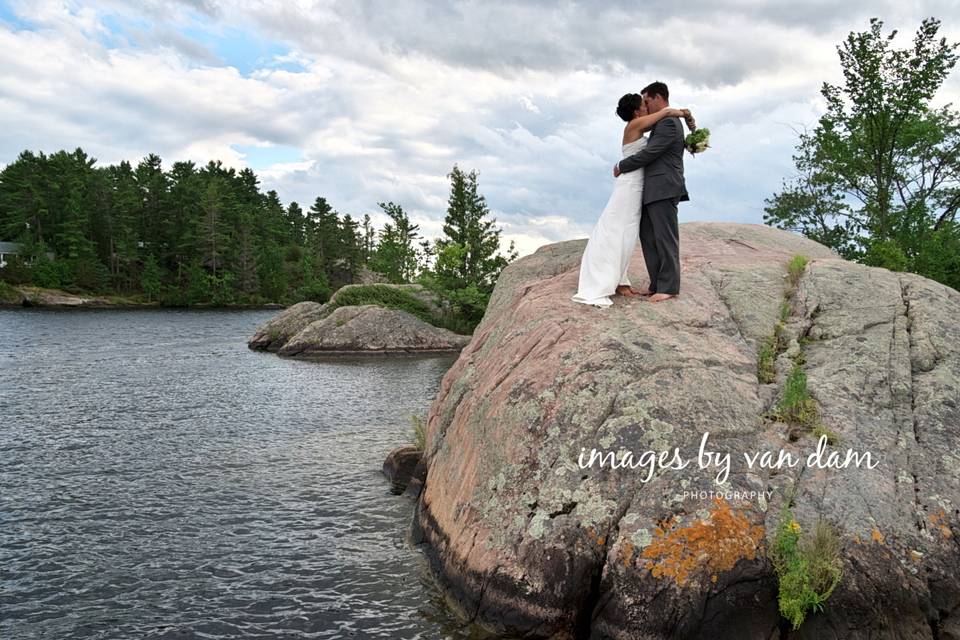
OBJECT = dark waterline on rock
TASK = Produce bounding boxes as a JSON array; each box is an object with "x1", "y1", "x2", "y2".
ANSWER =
[{"x1": 0, "y1": 308, "x2": 481, "y2": 639}]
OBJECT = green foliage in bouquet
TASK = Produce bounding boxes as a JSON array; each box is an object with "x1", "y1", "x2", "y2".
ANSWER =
[{"x1": 684, "y1": 127, "x2": 711, "y2": 155}]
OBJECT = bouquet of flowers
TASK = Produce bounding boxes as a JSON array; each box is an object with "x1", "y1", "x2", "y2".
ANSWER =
[{"x1": 684, "y1": 128, "x2": 710, "y2": 156}]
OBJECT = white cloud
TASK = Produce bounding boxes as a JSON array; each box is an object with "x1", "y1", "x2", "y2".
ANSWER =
[{"x1": 0, "y1": 0, "x2": 957, "y2": 259}]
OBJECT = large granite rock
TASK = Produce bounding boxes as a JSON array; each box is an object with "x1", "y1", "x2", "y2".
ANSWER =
[
  {"x1": 410, "y1": 222, "x2": 960, "y2": 639},
  {"x1": 247, "y1": 301, "x2": 327, "y2": 351},
  {"x1": 247, "y1": 284, "x2": 458, "y2": 355},
  {"x1": 277, "y1": 305, "x2": 470, "y2": 357}
]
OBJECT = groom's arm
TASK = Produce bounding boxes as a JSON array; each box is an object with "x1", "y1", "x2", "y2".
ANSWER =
[{"x1": 617, "y1": 117, "x2": 679, "y2": 174}]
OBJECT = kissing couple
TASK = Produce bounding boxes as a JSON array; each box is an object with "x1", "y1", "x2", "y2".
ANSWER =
[{"x1": 572, "y1": 81, "x2": 695, "y2": 307}]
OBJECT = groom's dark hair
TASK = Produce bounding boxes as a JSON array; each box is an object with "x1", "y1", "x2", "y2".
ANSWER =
[{"x1": 641, "y1": 81, "x2": 669, "y2": 103}]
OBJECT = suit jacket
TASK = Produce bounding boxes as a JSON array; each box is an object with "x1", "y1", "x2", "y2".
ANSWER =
[{"x1": 618, "y1": 115, "x2": 689, "y2": 205}]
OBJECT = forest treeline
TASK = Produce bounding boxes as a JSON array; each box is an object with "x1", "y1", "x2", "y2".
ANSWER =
[{"x1": 0, "y1": 149, "x2": 517, "y2": 332}]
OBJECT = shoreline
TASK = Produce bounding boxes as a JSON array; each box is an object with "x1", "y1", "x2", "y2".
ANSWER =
[{"x1": 0, "y1": 285, "x2": 286, "y2": 310}]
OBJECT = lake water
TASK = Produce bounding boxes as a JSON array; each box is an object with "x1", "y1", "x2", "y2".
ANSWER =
[{"x1": 0, "y1": 308, "x2": 472, "y2": 639}]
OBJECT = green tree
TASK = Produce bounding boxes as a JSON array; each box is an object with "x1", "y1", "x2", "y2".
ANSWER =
[
  {"x1": 338, "y1": 213, "x2": 363, "y2": 282},
  {"x1": 286, "y1": 201, "x2": 306, "y2": 245},
  {"x1": 306, "y1": 196, "x2": 339, "y2": 266},
  {"x1": 764, "y1": 18, "x2": 960, "y2": 290},
  {"x1": 361, "y1": 213, "x2": 376, "y2": 263},
  {"x1": 140, "y1": 254, "x2": 163, "y2": 302},
  {"x1": 196, "y1": 178, "x2": 229, "y2": 278},
  {"x1": 370, "y1": 201, "x2": 421, "y2": 283},
  {"x1": 424, "y1": 165, "x2": 518, "y2": 326},
  {"x1": 257, "y1": 240, "x2": 287, "y2": 302}
]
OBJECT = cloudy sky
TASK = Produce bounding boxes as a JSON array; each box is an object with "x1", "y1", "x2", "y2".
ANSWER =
[{"x1": 1, "y1": 1, "x2": 958, "y2": 257}]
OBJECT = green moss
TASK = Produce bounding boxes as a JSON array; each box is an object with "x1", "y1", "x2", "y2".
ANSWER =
[
  {"x1": 770, "y1": 504, "x2": 843, "y2": 630},
  {"x1": 812, "y1": 423, "x2": 840, "y2": 445},
  {"x1": 329, "y1": 285, "x2": 436, "y2": 322}
]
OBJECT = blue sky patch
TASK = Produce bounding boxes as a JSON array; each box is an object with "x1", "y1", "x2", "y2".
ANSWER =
[
  {"x1": 180, "y1": 22, "x2": 292, "y2": 75},
  {"x1": 0, "y1": 1, "x2": 32, "y2": 30},
  {"x1": 233, "y1": 144, "x2": 302, "y2": 170}
]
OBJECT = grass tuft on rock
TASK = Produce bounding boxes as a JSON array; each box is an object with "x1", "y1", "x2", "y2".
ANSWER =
[
  {"x1": 787, "y1": 255, "x2": 809, "y2": 290},
  {"x1": 410, "y1": 413, "x2": 427, "y2": 451},
  {"x1": 770, "y1": 504, "x2": 843, "y2": 630},
  {"x1": 757, "y1": 255, "x2": 809, "y2": 384},
  {"x1": 770, "y1": 362, "x2": 820, "y2": 429},
  {"x1": 758, "y1": 323, "x2": 786, "y2": 384}
]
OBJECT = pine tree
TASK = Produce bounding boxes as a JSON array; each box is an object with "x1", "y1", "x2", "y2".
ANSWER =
[
  {"x1": 361, "y1": 213, "x2": 376, "y2": 263},
  {"x1": 426, "y1": 165, "x2": 518, "y2": 326},
  {"x1": 370, "y1": 202, "x2": 421, "y2": 283},
  {"x1": 286, "y1": 201, "x2": 306, "y2": 245},
  {"x1": 140, "y1": 254, "x2": 163, "y2": 302}
]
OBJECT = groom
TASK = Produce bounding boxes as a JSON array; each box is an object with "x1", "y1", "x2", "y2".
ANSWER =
[{"x1": 613, "y1": 81, "x2": 689, "y2": 303}]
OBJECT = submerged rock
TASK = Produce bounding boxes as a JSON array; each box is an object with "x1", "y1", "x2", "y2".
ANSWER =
[
  {"x1": 410, "y1": 222, "x2": 960, "y2": 639},
  {"x1": 277, "y1": 305, "x2": 470, "y2": 357},
  {"x1": 383, "y1": 445, "x2": 424, "y2": 495}
]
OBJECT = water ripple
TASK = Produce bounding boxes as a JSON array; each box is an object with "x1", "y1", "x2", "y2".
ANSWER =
[{"x1": 0, "y1": 309, "x2": 486, "y2": 639}]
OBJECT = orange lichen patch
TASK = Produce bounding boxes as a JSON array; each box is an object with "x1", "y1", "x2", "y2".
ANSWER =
[
  {"x1": 871, "y1": 527, "x2": 885, "y2": 544},
  {"x1": 929, "y1": 509, "x2": 954, "y2": 539},
  {"x1": 853, "y1": 534, "x2": 862, "y2": 545},
  {"x1": 640, "y1": 497, "x2": 765, "y2": 587},
  {"x1": 620, "y1": 540, "x2": 636, "y2": 567},
  {"x1": 585, "y1": 527, "x2": 607, "y2": 547}
]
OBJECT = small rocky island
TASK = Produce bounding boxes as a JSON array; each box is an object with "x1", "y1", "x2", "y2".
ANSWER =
[
  {"x1": 398, "y1": 222, "x2": 960, "y2": 639},
  {"x1": 248, "y1": 283, "x2": 471, "y2": 357}
]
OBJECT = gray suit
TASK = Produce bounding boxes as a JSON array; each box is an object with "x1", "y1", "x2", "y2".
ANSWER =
[{"x1": 617, "y1": 115, "x2": 688, "y2": 295}]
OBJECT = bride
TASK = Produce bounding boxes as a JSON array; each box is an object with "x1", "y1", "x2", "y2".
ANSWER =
[{"x1": 571, "y1": 94, "x2": 692, "y2": 308}]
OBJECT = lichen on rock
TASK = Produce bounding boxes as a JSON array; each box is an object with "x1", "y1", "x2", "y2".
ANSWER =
[{"x1": 408, "y1": 222, "x2": 960, "y2": 639}]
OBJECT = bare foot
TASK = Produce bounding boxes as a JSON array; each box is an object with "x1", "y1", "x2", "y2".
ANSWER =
[
  {"x1": 635, "y1": 289, "x2": 655, "y2": 296},
  {"x1": 615, "y1": 285, "x2": 639, "y2": 297},
  {"x1": 648, "y1": 293, "x2": 676, "y2": 303}
]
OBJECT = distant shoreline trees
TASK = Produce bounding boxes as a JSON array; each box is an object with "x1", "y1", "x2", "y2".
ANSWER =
[{"x1": 0, "y1": 150, "x2": 517, "y2": 330}]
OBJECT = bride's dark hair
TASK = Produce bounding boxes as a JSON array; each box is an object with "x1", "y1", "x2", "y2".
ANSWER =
[{"x1": 616, "y1": 93, "x2": 642, "y2": 122}]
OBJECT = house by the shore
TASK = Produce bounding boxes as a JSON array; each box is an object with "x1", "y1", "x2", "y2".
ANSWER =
[{"x1": 0, "y1": 241, "x2": 55, "y2": 269}]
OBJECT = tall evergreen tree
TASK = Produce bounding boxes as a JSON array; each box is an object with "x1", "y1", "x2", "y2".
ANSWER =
[
  {"x1": 286, "y1": 201, "x2": 306, "y2": 245},
  {"x1": 425, "y1": 165, "x2": 518, "y2": 325},
  {"x1": 370, "y1": 202, "x2": 421, "y2": 283}
]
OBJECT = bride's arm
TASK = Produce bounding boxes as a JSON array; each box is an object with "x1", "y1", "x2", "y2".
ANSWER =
[{"x1": 624, "y1": 107, "x2": 690, "y2": 135}]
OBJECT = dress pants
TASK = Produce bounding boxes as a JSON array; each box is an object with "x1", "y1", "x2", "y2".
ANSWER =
[{"x1": 638, "y1": 196, "x2": 681, "y2": 295}]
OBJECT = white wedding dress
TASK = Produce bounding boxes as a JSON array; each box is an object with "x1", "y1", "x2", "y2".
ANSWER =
[{"x1": 571, "y1": 136, "x2": 646, "y2": 308}]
